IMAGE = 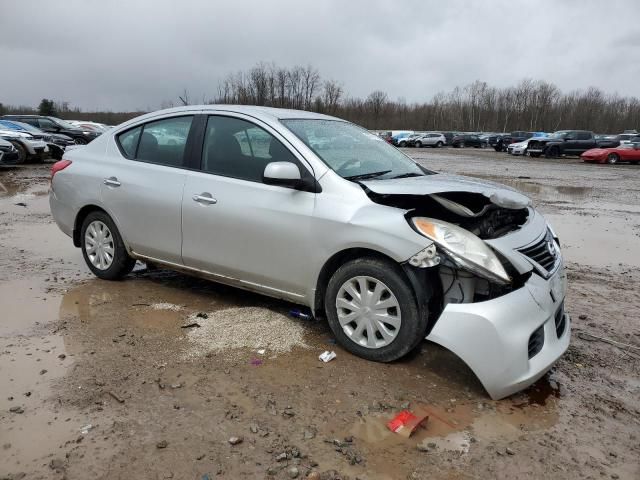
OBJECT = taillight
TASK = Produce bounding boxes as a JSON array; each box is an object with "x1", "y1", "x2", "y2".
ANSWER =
[{"x1": 51, "y1": 159, "x2": 72, "y2": 183}]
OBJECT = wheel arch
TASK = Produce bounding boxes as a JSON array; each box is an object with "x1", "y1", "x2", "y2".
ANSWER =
[{"x1": 73, "y1": 205, "x2": 110, "y2": 247}]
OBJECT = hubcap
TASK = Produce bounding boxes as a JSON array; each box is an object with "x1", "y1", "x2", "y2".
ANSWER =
[
  {"x1": 85, "y1": 220, "x2": 114, "y2": 270},
  {"x1": 336, "y1": 276, "x2": 401, "y2": 349}
]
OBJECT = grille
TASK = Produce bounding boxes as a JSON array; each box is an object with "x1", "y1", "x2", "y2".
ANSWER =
[
  {"x1": 528, "y1": 324, "x2": 545, "y2": 359},
  {"x1": 518, "y1": 231, "x2": 558, "y2": 274},
  {"x1": 555, "y1": 303, "x2": 566, "y2": 338}
]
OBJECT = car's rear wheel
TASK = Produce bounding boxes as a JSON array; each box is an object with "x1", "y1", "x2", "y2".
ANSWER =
[
  {"x1": 81, "y1": 211, "x2": 136, "y2": 280},
  {"x1": 436, "y1": 141, "x2": 443, "y2": 148},
  {"x1": 9, "y1": 141, "x2": 27, "y2": 164},
  {"x1": 546, "y1": 146, "x2": 560, "y2": 158},
  {"x1": 324, "y1": 257, "x2": 427, "y2": 362},
  {"x1": 606, "y1": 153, "x2": 619, "y2": 165}
]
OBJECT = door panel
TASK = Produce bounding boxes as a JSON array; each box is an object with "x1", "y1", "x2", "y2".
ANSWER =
[
  {"x1": 182, "y1": 172, "x2": 314, "y2": 295},
  {"x1": 101, "y1": 159, "x2": 186, "y2": 263},
  {"x1": 181, "y1": 114, "x2": 316, "y2": 296}
]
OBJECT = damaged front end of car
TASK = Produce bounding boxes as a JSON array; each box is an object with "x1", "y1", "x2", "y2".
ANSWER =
[{"x1": 361, "y1": 176, "x2": 571, "y2": 400}]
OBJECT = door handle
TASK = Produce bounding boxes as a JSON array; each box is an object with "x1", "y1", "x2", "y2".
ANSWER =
[
  {"x1": 103, "y1": 177, "x2": 121, "y2": 187},
  {"x1": 192, "y1": 193, "x2": 217, "y2": 205}
]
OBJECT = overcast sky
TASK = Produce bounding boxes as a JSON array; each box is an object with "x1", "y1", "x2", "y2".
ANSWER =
[{"x1": 1, "y1": 0, "x2": 639, "y2": 111}]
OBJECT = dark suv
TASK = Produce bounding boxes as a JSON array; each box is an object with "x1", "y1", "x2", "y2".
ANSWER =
[
  {"x1": 1, "y1": 115, "x2": 100, "y2": 144},
  {"x1": 451, "y1": 134, "x2": 483, "y2": 148}
]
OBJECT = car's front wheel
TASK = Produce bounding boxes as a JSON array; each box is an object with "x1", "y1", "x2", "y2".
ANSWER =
[
  {"x1": 436, "y1": 141, "x2": 443, "y2": 148},
  {"x1": 415, "y1": 141, "x2": 422, "y2": 148},
  {"x1": 81, "y1": 211, "x2": 136, "y2": 280},
  {"x1": 324, "y1": 258, "x2": 427, "y2": 362},
  {"x1": 9, "y1": 141, "x2": 27, "y2": 163}
]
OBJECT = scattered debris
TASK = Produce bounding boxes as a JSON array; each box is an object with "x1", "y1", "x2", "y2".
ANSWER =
[
  {"x1": 156, "y1": 440, "x2": 169, "y2": 449},
  {"x1": 9, "y1": 406, "x2": 24, "y2": 414},
  {"x1": 80, "y1": 424, "x2": 94, "y2": 435},
  {"x1": 289, "y1": 309, "x2": 313, "y2": 321},
  {"x1": 251, "y1": 358, "x2": 263, "y2": 366},
  {"x1": 58, "y1": 353, "x2": 66, "y2": 359},
  {"x1": 151, "y1": 303, "x2": 183, "y2": 311},
  {"x1": 14, "y1": 202, "x2": 27, "y2": 207},
  {"x1": 387, "y1": 410, "x2": 429, "y2": 438},
  {"x1": 319, "y1": 351, "x2": 336, "y2": 363},
  {"x1": 257, "y1": 349, "x2": 266, "y2": 355},
  {"x1": 228, "y1": 436, "x2": 243, "y2": 445},
  {"x1": 287, "y1": 466, "x2": 299, "y2": 478},
  {"x1": 180, "y1": 322, "x2": 201, "y2": 329},
  {"x1": 196, "y1": 312, "x2": 209, "y2": 319},
  {"x1": 107, "y1": 391, "x2": 125, "y2": 403}
]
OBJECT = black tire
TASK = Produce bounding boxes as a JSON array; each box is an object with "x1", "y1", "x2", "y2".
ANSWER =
[
  {"x1": 606, "y1": 153, "x2": 619, "y2": 165},
  {"x1": 545, "y1": 146, "x2": 560, "y2": 158},
  {"x1": 9, "y1": 141, "x2": 27, "y2": 164},
  {"x1": 631, "y1": 161, "x2": 639, "y2": 165},
  {"x1": 436, "y1": 141, "x2": 443, "y2": 148},
  {"x1": 324, "y1": 257, "x2": 427, "y2": 363},
  {"x1": 415, "y1": 141, "x2": 422, "y2": 148},
  {"x1": 399, "y1": 141, "x2": 407, "y2": 148},
  {"x1": 529, "y1": 152, "x2": 541, "y2": 158},
  {"x1": 80, "y1": 211, "x2": 136, "y2": 280},
  {"x1": 460, "y1": 142, "x2": 465, "y2": 148},
  {"x1": 74, "y1": 137, "x2": 88, "y2": 145}
]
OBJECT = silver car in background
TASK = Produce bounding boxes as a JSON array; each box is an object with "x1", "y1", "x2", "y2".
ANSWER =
[
  {"x1": 414, "y1": 132, "x2": 446, "y2": 148},
  {"x1": 49, "y1": 106, "x2": 570, "y2": 399}
]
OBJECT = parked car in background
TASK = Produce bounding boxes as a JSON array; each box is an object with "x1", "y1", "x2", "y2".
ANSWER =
[
  {"x1": 440, "y1": 132, "x2": 457, "y2": 145},
  {"x1": 414, "y1": 133, "x2": 446, "y2": 148},
  {"x1": 49, "y1": 105, "x2": 569, "y2": 400},
  {"x1": 581, "y1": 143, "x2": 640, "y2": 165},
  {"x1": 390, "y1": 131, "x2": 414, "y2": 147},
  {"x1": 0, "y1": 138, "x2": 20, "y2": 164},
  {"x1": 396, "y1": 133, "x2": 423, "y2": 147},
  {"x1": 489, "y1": 131, "x2": 535, "y2": 152},
  {"x1": 506, "y1": 138, "x2": 533, "y2": 156},
  {"x1": 528, "y1": 130, "x2": 618, "y2": 158},
  {"x1": 0, "y1": 119, "x2": 75, "y2": 160},
  {"x1": 618, "y1": 130, "x2": 639, "y2": 146},
  {"x1": 451, "y1": 134, "x2": 483, "y2": 148},
  {"x1": 0, "y1": 128, "x2": 48, "y2": 163},
  {"x1": 68, "y1": 121, "x2": 110, "y2": 132},
  {"x1": 2, "y1": 115, "x2": 101, "y2": 144}
]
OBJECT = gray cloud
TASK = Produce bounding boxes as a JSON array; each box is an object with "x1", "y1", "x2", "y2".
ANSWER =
[{"x1": 1, "y1": 0, "x2": 638, "y2": 111}]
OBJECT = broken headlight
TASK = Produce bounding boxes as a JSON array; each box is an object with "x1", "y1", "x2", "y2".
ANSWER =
[{"x1": 411, "y1": 217, "x2": 511, "y2": 284}]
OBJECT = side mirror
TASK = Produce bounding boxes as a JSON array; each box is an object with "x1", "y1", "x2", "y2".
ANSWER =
[{"x1": 263, "y1": 161, "x2": 302, "y2": 188}]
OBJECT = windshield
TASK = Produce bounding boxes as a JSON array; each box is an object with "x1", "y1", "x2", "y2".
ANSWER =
[
  {"x1": 2, "y1": 121, "x2": 42, "y2": 133},
  {"x1": 281, "y1": 119, "x2": 429, "y2": 180},
  {"x1": 550, "y1": 131, "x2": 569, "y2": 139},
  {"x1": 50, "y1": 117, "x2": 79, "y2": 129}
]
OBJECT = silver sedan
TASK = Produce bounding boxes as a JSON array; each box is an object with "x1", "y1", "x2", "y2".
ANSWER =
[{"x1": 49, "y1": 106, "x2": 570, "y2": 399}]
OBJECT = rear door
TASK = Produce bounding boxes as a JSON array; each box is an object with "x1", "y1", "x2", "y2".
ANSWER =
[
  {"x1": 101, "y1": 115, "x2": 194, "y2": 263},
  {"x1": 181, "y1": 114, "x2": 316, "y2": 297}
]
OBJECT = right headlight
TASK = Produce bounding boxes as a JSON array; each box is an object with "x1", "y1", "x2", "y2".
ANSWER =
[{"x1": 411, "y1": 217, "x2": 511, "y2": 284}]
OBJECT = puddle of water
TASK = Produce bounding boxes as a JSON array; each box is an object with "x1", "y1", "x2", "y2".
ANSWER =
[
  {"x1": 546, "y1": 212, "x2": 640, "y2": 268},
  {"x1": 0, "y1": 279, "x2": 62, "y2": 336},
  {"x1": 476, "y1": 177, "x2": 595, "y2": 203}
]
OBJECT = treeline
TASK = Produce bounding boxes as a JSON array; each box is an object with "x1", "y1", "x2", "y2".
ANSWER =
[{"x1": 2, "y1": 62, "x2": 639, "y2": 132}]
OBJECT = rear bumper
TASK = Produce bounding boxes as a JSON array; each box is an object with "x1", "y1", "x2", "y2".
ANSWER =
[{"x1": 426, "y1": 265, "x2": 570, "y2": 400}]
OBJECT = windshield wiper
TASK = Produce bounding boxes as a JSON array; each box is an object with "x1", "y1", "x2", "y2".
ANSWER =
[
  {"x1": 344, "y1": 170, "x2": 391, "y2": 181},
  {"x1": 389, "y1": 172, "x2": 424, "y2": 179}
]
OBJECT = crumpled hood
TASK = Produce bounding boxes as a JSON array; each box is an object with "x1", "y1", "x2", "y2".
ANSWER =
[{"x1": 360, "y1": 173, "x2": 532, "y2": 210}]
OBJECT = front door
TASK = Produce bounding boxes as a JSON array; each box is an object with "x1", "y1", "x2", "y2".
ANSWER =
[{"x1": 181, "y1": 114, "x2": 316, "y2": 297}]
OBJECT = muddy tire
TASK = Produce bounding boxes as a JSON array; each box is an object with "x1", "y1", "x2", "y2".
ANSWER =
[
  {"x1": 606, "y1": 153, "x2": 619, "y2": 165},
  {"x1": 546, "y1": 146, "x2": 560, "y2": 158},
  {"x1": 324, "y1": 257, "x2": 427, "y2": 363},
  {"x1": 9, "y1": 141, "x2": 27, "y2": 164},
  {"x1": 81, "y1": 211, "x2": 136, "y2": 280}
]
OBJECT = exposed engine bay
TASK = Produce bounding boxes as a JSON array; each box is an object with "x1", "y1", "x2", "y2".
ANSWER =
[{"x1": 364, "y1": 187, "x2": 532, "y2": 325}]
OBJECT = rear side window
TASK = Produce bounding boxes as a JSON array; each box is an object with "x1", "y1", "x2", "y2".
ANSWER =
[
  {"x1": 117, "y1": 126, "x2": 141, "y2": 158},
  {"x1": 116, "y1": 116, "x2": 193, "y2": 167},
  {"x1": 577, "y1": 132, "x2": 591, "y2": 140}
]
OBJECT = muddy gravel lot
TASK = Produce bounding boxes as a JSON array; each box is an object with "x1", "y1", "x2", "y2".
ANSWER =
[{"x1": 1, "y1": 149, "x2": 639, "y2": 480}]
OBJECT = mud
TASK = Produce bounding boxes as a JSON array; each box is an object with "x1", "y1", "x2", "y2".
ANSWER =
[{"x1": 1, "y1": 153, "x2": 639, "y2": 479}]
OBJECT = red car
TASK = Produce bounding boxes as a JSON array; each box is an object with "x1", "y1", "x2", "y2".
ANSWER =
[{"x1": 581, "y1": 145, "x2": 640, "y2": 165}]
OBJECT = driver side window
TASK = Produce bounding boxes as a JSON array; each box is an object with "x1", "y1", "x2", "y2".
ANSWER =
[
  {"x1": 39, "y1": 118, "x2": 57, "y2": 129},
  {"x1": 201, "y1": 116, "x2": 299, "y2": 183}
]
